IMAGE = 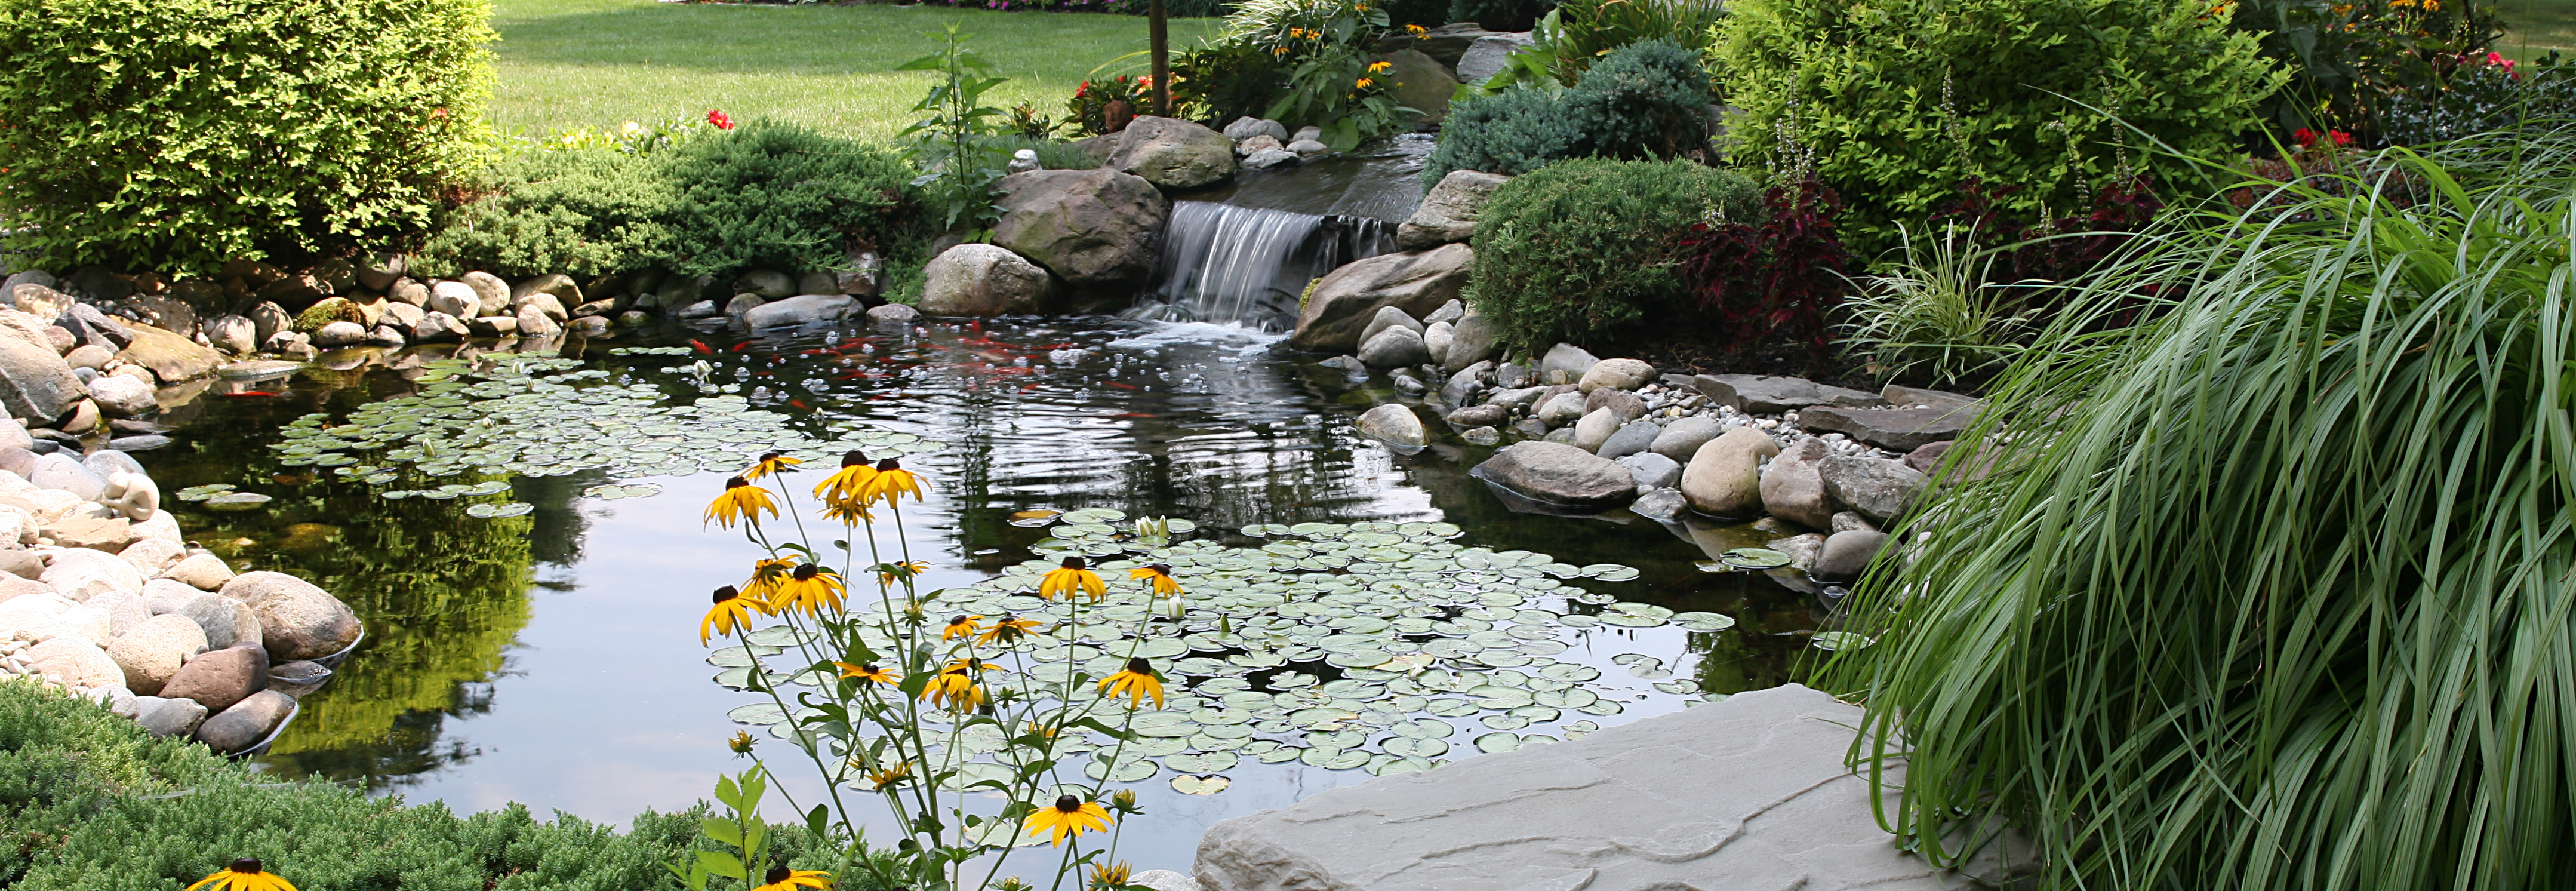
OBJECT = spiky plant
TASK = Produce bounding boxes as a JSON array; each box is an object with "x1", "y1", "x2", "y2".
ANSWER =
[{"x1": 1827, "y1": 134, "x2": 2576, "y2": 891}]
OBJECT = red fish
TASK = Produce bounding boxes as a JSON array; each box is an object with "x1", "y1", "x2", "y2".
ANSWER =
[
  {"x1": 223, "y1": 391, "x2": 282, "y2": 397},
  {"x1": 1111, "y1": 412, "x2": 1155, "y2": 418},
  {"x1": 789, "y1": 399, "x2": 811, "y2": 410},
  {"x1": 689, "y1": 339, "x2": 712, "y2": 354},
  {"x1": 1105, "y1": 382, "x2": 1140, "y2": 390},
  {"x1": 730, "y1": 342, "x2": 751, "y2": 353}
]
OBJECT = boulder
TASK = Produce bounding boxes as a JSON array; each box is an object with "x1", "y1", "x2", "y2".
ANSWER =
[
  {"x1": 1444, "y1": 404, "x2": 1508, "y2": 429},
  {"x1": 737, "y1": 270, "x2": 795, "y2": 299},
  {"x1": 387, "y1": 278, "x2": 430, "y2": 308},
  {"x1": 1617, "y1": 451, "x2": 1682, "y2": 490},
  {"x1": 1455, "y1": 32, "x2": 1537, "y2": 83},
  {"x1": 1289, "y1": 244, "x2": 1473, "y2": 353},
  {"x1": 413, "y1": 311, "x2": 469, "y2": 343},
  {"x1": 515, "y1": 292, "x2": 569, "y2": 324},
  {"x1": 1630, "y1": 486, "x2": 1687, "y2": 521},
  {"x1": 1397, "y1": 170, "x2": 1510, "y2": 249},
  {"x1": 174, "y1": 592, "x2": 260, "y2": 651},
  {"x1": 1577, "y1": 358, "x2": 1655, "y2": 394},
  {"x1": 1129, "y1": 870, "x2": 1202, "y2": 891},
  {"x1": 1441, "y1": 313, "x2": 1502, "y2": 373},
  {"x1": 1287, "y1": 139, "x2": 1328, "y2": 156},
  {"x1": 1223, "y1": 116, "x2": 1291, "y2": 143},
  {"x1": 510, "y1": 272, "x2": 581, "y2": 308},
  {"x1": 919, "y1": 245, "x2": 1060, "y2": 317},
  {"x1": 1882, "y1": 384, "x2": 1983, "y2": 413},
  {"x1": 29, "y1": 453, "x2": 103, "y2": 500},
  {"x1": 1484, "y1": 385, "x2": 1546, "y2": 413},
  {"x1": 992, "y1": 168, "x2": 1171, "y2": 288},
  {"x1": 1353, "y1": 327, "x2": 1424, "y2": 369},
  {"x1": 743, "y1": 294, "x2": 859, "y2": 328},
  {"x1": 106, "y1": 612, "x2": 206, "y2": 694},
  {"x1": 42, "y1": 546, "x2": 142, "y2": 600},
  {"x1": 721, "y1": 294, "x2": 764, "y2": 318},
  {"x1": 1377, "y1": 48, "x2": 1460, "y2": 124},
  {"x1": 161, "y1": 552, "x2": 235, "y2": 591},
  {"x1": 1571, "y1": 407, "x2": 1620, "y2": 452},
  {"x1": 114, "y1": 323, "x2": 220, "y2": 383},
  {"x1": 193, "y1": 689, "x2": 294, "y2": 753},
  {"x1": 221, "y1": 571, "x2": 359, "y2": 661},
  {"x1": 1833, "y1": 511, "x2": 1879, "y2": 534},
  {"x1": 63, "y1": 343, "x2": 110, "y2": 371},
  {"x1": 1680, "y1": 427, "x2": 1780, "y2": 516},
  {"x1": 1359, "y1": 305, "x2": 1424, "y2": 348},
  {"x1": 160, "y1": 642, "x2": 267, "y2": 713},
  {"x1": 85, "y1": 374, "x2": 155, "y2": 417},
  {"x1": 1242, "y1": 148, "x2": 1300, "y2": 170},
  {"x1": 1355, "y1": 404, "x2": 1429, "y2": 453},
  {"x1": 86, "y1": 588, "x2": 148, "y2": 637},
  {"x1": 1904, "y1": 440, "x2": 1953, "y2": 474},
  {"x1": 0, "y1": 314, "x2": 82, "y2": 420},
  {"x1": 426, "y1": 281, "x2": 478, "y2": 318},
  {"x1": 27, "y1": 635, "x2": 121, "y2": 688},
  {"x1": 356, "y1": 253, "x2": 407, "y2": 291},
  {"x1": 1649, "y1": 416, "x2": 1724, "y2": 462},
  {"x1": 1583, "y1": 386, "x2": 1645, "y2": 422},
  {"x1": 867, "y1": 303, "x2": 922, "y2": 325},
  {"x1": 460, "y1": 271, "x2": 511, "y2": 315},
  {"x1": 1818, "y1": 455, "x2": 1926, "y2": 523},
  {"x1": 1759, "y1": 437, "x2": 1839, "y2": 531},
  {"x1": 1800, "y1": 406, "x2": 1974, "y2": 453},
  {"x1": 381, "y1": 302, "x2": 426, "y2": 330},
  {"x1": 1535, "y1": 391, "x2": 1587, "y2": 428},
  {"x1": 1770, "y1": 532, "x2": 1827, "y2": 573},
  {"x1": 44, "y1": 515, "x2": 131, "y2": 552},
  {"x1": 1469, "y1": 441, "x2": 1639, "y2": 511},
  {"x1": 1596, "y1": 419, "x2": 1661, "y2": 460},
  {"x1": 1539, "y1": 343, "x2": 1598, "y2": 384},
  {"x1": 1109, "y1": 116, "x2": 1238, "y2": 189},
  {"x1": 1441, "y1": 360, "x2": 1489, "y2": 405},
  {"x1": 8, "y1": 284, "x2": 72, "y2": 321},
  {"x1": 310, "y1": 320, "x2": 368, "y2": 347},
  {"x1": 1815, "y1": 530, "x2": 1891, "y2": 582},
  {"x1": 1693, "y1": 374, "x2": 1887, "y2": 414},
  {"x1": 1372, "y1": 21, "x2": 1495, "y2": 64},
  {"x1": 134, "y1": 695, "x2": 208, "y2": 739},
  {"x1": 205, "y1": 315, "x2": 257, "y2": 354}
]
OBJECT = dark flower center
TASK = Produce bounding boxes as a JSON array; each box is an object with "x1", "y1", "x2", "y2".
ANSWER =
[
  {"x1": 713, "y1": 585, "x2": 739, "y2": 604},
  {"x1": 1054, "y1": 794, "x2": 1082, "y2": 813},
  {"x1": 1149, "y1": 563, "x2": 1172, "y2": 576},
  {"x1": 765, "y1": 865, "x2": 792, "y2": 884},
  {"x1": 792, "y1": 564, "x2": 821, "y2": 581},
  {"x1": 841, "y1": 449, "x2": 870, "y2": 467},
  {"x1": 230, "y1": 859, "x2": 262, "y2": 874},
  {"x1": 725, "y1": 475, "x2": 750, "y2": 489},
  {"x1": 948, "y1": 615, "x2": 970, "y2": 627},
  {"x1": 1125, "y1": 657, "x2": 1152, "y2": 675},
  {"x1": 760, "y1": 451, "x2": 784, "y2": 464},
  {"x1": 1060, "y1": 557, "x2": 1087, "y2": 570},
  {"x1": 875, "y1": 457, "x2": 903, "y2": 471}
]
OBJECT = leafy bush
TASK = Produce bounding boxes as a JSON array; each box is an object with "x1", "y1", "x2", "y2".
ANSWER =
[
  {"x1": 1675, "y1": 178, "x2": 1851, "y2": 358},
  {"x1": 898, "y1": 26, "x2": 1014, "y2": 235},
  {"x1": 1714, "y1": 0, "x2": 2283, "y2": 254},
  {"x1": 0, "y1": 0, "x2": 495, "y2": 272},
  {"x1": 1422, "y1": 39, "x2": 1712, "y2": 185},
  {"x1": 1465, "y1": 158, "x2": 1761, "y2": 348},
  {"x1": 2229, "y1": 0, "x2": 2503, "y2": 137},
  {"x1": 2381, "y1": 52, "x2": 2576, "y2": 146},
  {"x1": 417, "y1": 148, "x2": 678, "y2": 280},
  {"x1": 1469, "y1": 0, "x2": 1724, "y2": 90},
  {"x1": 1175, "y1": 0, "x2": 1414, "y2": 148}
]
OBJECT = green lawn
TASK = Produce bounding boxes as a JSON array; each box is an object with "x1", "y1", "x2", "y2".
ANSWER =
[
  {"x1": 2500, "y1": 0, "x2": 2576, "y2": 62},
  {"x1": 489, "y1": 0, "x2": 1222, "y2": 142}
]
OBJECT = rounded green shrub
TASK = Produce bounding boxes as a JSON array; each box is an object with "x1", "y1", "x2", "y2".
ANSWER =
[
  {"x1": 1713, "y1": 0, "x2": 2284, "y2": 254},
  {"x1": 0, "y1": 0, "x2": 497, "y2": 272},
  {"x1": 660, "y1": 121, "x2": 915, "y2": 280},
  {"x1": 416, "y1": 148, "x2": 678, "y2": 280},
  {"x1": 1421, "y1": 39, "x2": 1712, "y2": 186},
  {"x1": 1464, "y1": 158, "x2": 1761, "y2": 349}
]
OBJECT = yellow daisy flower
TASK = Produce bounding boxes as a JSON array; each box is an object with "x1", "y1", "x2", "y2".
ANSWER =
[
  {"x1": 812, "y1": 449, "x2": 878, "y2": 506},
  {"x1": 835, "y1": 661, "x2": 897, "y2": 684},
  {"x1": 1097, "y1": 657, "x2": 1165, "y2": 709},
  {"x1": 878, "y1": 560, "x2": 930, "y2": 587},
  {"x1": 1088, "y1": 861, "x2": 1133, "y2": 890},
  {"x1": 978, "y1": 613, "x2": 1044, "y2": 646},
  {"x1": 729, "y1": 730, "x2": 756, "y2": 754},
  {"x1": 701, "y1": 586, "x2": 757, "y2": 645},
  {"x1": 744, "y1": 451, "x2": 802, "y2": 481},
  {"x1": 1022, "y1": 794, "x2": 1112, "y2": 846},
  {"x1": 941, "y1": 614, "x2": 986, "y2": 641},
  {"x1": 740, "y1": 557, "x2": 797, "y2": 609},
  {"x1": 863, "y1": 458, "x2": 926, "y2": 507},
  {"x1": 187, "y1": 859, "x2": 297, "y2": 891},
  {"x1": 750, "y1": 865, "x2": 831, "y2": 891},
  {"x1": 1356, "y1": 77, "x2": 1374, "y2": 89},
  {"x1": 1039, "y1": 557, "x2": 1106, "y2": 601},
  {"x1": 919, "y1": 658, "x2": 994, "y2": 710},
  {"x1": 1367, "y1": 60, "x2": 1392, "y2": 73},
  {"x1": 773, "y1": 563, "x2": 847, "y2": 617},
  {"x1": 1128, "y1": 563, "x2": 1184, "y2": 597},
  {"x1": 861, "y1": 759, "x2": 915, "y2": 790},
  {"x1": 706, "y1": 477, "x2": 777, "y2": 529}
]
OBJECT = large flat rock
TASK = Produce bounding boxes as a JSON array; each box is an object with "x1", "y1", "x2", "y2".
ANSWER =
[
  {"x1": 1799, "y1": 406, "x2": 1975, "y2": 453},
  {"x1": 1195, "y1": 684, "x2": 2013, "y2": 891}
]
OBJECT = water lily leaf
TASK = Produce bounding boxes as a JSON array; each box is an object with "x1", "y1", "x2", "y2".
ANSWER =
[
  {"x1": 1721, "y1": 548, "x2": 1793, "y2": 570},
  {"x1": 1473, "y1": 732, "x2": 1525, "y2": 753},
  {"x1": 1169, "y1": 774, "x2": 1232, "y2": 795},
  {"x1": 1811, "y1": 631, "x2": 1875, "y2": 652}
]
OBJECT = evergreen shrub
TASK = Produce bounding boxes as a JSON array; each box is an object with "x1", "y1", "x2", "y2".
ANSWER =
[
  {"x1": 0, "y1": 0, "x2": 495, "y2": 272},
  {"x1": 1464, "y1": 158, "x2": 1761, "y2": 348},
  {"x1": 1420, "y1": 39, "x2": 1712, "y2": 185}
]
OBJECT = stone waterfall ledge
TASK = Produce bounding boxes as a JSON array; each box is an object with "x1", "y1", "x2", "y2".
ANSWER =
[{"x1": 1192, "y1": 683, "x2": 2027, "y2": 891}]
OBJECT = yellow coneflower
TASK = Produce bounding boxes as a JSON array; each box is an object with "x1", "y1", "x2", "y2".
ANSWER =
[
  {"x1": 1405, "y1": 23, "x2": 1427, "y2": 36},
  {"x1": 1088, "y1": 861, "x2": 1133, "y2": 890},
  {"x1": 863, "y1": 458, "x2": 925, "y2": 507},
  {"x1": 820, "y1": 498, "x2": 876, "y2": 526},
  {"x1": 773, "y1": 563, "x2": 847, "y2": 617},
  {"x1": 835, "y1": 661, "x2": 897, "y2": 685},
  {"x1": 1039, "y1": 557, "x2": 1106, "y2": 601},
  {"x1": 750, "y1": 865, "x2": 831, "y2": 891},
  {"x1": 728, "y1": 730, "x2": 756, "y2": 754},
  {"x1": 187, "y1": 859, "x2": 297, "y2": 891},
  {"x1": 706, "y1": 477, "x2": 777, "y2": 529},
  {"x1": 1021, "y1": 794, "x2": 1112, "y2": 846},
  {"x1": 941, "y1": 614, "x2": 986, "y2": 641},
  {"x1": 1367, "y1": 60, "x2": 1392, "y2": 73},
  {"x1": 1355, "y1": 77, "x2": 1374, "y2": 89},
  {"x1": 861, "y1": 759, "x2": 915, "y2": 789},
  {"x1": 978, "y1": 614, "x2": 1044, "y2": 646},
  {"x1": 1128, "y1": 564, "x2": 1183, "y2": 597},
  {"x1": 1022, "y1": 719, "x2": 1058, "y2": 740},
  {"x1": 744, "y1": 451, "x2": 802, "y2": 481},
  {"x1": 740, "y1": 557, "x2": 797, "y2": 608},
  {"x1": 919, "y1": 659, "x2": 993, "y2": 710},
  {"x1": 878, "y1": 560, "x2": 930, "y2": 587},
  {"x1": 701, "y1": 586, "x2": 758, "y2": 645},
  {"x1": 1097, "y1": 657, "x2": 1165, "y2": 709},
  {"x1": 812, "y1": 449, "x2": 877, "y2": 505}
]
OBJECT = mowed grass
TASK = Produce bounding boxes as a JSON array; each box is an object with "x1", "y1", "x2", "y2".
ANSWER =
[
  {"x1": 2499, "y1": 0, "x2": 2576, "y2": 62},
  {"x1": 489, "y1": 0, "x2": 1221, "y2": 142}
]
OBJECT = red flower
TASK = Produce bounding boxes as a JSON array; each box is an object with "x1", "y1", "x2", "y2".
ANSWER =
[
  {"x1": 706, "y1": 109, "x2": 734, "y2": 130},
  {"x1": 2292, "y1": 127, "x2": 2317, "y2": 148},
  {"x1": 2327, "y1": 130, "x2": 2352, "y2": 147}
]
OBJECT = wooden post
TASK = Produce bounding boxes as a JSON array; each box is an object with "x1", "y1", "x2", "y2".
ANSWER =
[{"x1": 1150, "y1": 0, "x2": 1171, "y2": 117}]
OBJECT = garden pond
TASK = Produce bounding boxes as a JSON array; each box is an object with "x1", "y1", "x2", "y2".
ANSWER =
[{"x1": 138, "y1": 317, "x2": 1841, "y2": 872}]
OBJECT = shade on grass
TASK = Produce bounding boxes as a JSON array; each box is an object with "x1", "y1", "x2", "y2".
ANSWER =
[
  {"x1": 1827, "y1": 134, "x2": 2576, "y2": 890},
  {"x1": 491, "y1": 0, "x2": 1220, "y2": 141}
]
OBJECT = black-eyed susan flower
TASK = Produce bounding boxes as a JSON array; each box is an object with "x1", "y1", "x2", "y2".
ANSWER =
[
  {"x1": 835, "y1": 661, "x2": 896, "y2": 685},
  {"x1": 1129, "y1": 564, "x2": 1183, "y2": 597},
  {"x1": 1022, "y1": 719, "x2": 1058, "y2": 740},
  {"x1": 701, "y1": 586, "x2": 757, "y2": 645},
  {"x1": 820, "y1": 498, "x2": 875, "y2": 526},
  {"x1": 1039, "y1": 557, "x2": 1105, "y2": 602},
  {"x1": 861, "y1": 759, "x2": 915, "y2": 790},
  {"x1": 706, "y1": 477, "x2": 778, "y2": 529},
  {"x1": 941, "y1": 614, "x2": 986, "y2": 641},
  {"x1": 740, "y1": 557, "x2": 796, "y2": 609},
  {"x1": 919, "y1": 658, "x2": 994, "y2": 710},
  {"x1": 877, "y1": 560, "x2": 930, "y2": 587},
  {"x1": 1021, "y1": 794, "x2": 1112, "y2": 846},
  {"x1": 773, "y1": 563, "x2": 846, "y2": 617},
  {"x1": 978, "y1": 614, "x2": 1043, "y2": 646},
  {"x1": 812, "y1": 449, "x2": 876, "y2": 505},
  {"x1": 1097, "y1": 657, "x2": 1165, "y2": 709},
  {"x1": 1088, "y1": 861, "x2": 1133, "y2": 890},
  {"x1": 744, "y1": 451, "x2": 802, "y2": 481},
  {"x1": 863, "y1": 458, "x2": 925, "y2": 507},
  {"x1": 187, "y1": 859, "x2": 297, "y2": 891},
  {"x1": 750, "y1": 865, "x2": 830, "y2": 891},
  {"x1": 728, "y1": 730, "x2": 756, "y2": 755}
]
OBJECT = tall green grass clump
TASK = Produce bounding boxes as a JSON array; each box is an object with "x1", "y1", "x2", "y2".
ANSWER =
[{"x1": 1826, "y1": 135, "x2": 2576, "y2": 890}]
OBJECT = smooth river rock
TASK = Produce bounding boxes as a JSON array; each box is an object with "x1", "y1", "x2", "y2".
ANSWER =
[
  {"x1": 741, "y1": 294, "x2": 858, "y2": 328},
  {"x1": 1694, "y1": 374, "x2": 1888, "y2": 414},
  {"x1": 106, "y1": 612, "x2": 207, "y2": 695},
  {"x1": 1396, "y1": 170, "x2": 1509, "y2": 250},
  {"x1": 1648, "y1": 415, "x2": 1724, "y2": 462},
  {"x1": 1576, "y1": 357, "x2": 1654, "y2": 394},
  {"x1": 1819, "y1": 455, "x2": 1926, "y2": 523},
  {"x1": 221, "y1": 570, "x2": 358, "y2": 661},
  {"x1": 919, "y1": 244, "x2": 1058, "y2": 317},
  {"x1": 1680, "y1": 427, "x2": 1780, "y2": 516},
  {"x1": 1355, "y1": 404, "x2": 1428, "y2": 453},
  {"x1": 194, "y1": 689, "x2": 294, "y2": 753},
  {"x1": 1815, "y1": 529, "x2": 1892, "y2": 581},
  {"x1": 1109, "y1": 116, "x2": 1238, "y2": 189},
  {"x1": 1760, "y1": 436, "x2": 1839, "y2": 531},
  {"x1": 1469, "y1": 441, "x2": 1638, "y2": 512},
  {"x1": 1289, "y1": 244, "x2": 1473, "y2": 354},
  {"x1": 1357, "y1": 326, "x2": 1430, "y2": 369},
  {"x1": 1193, "y1": 683, "x2": 2027, "y2": 891},
  {"x1": 160, "y1": 642, "x2": 268, "y2": 714}
]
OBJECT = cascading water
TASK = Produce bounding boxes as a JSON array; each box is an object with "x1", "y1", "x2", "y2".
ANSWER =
[{"x1": 1126, "y1": 202, "x2": 1396, "y2": 331}]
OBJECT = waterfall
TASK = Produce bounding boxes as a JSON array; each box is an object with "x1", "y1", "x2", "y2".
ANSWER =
[{"x1": 1128, "y1": 201, "x2": 1396, "y2": 331}]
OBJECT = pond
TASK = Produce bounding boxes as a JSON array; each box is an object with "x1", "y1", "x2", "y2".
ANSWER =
[{"x1": 141, "y1": 317, "x2": 1836, "y2": 874}]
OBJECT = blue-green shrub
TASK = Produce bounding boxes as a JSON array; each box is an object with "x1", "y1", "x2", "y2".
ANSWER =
[
  {"x1": 1465, "y1": 158, "x2": 1762, "y2": 348},
  {"x1": 1421, "y1": 39, "x2": 1712, "y2": 185},
  {"x1": 0, "y1": 0, "x2": 495, "y2": 272}
]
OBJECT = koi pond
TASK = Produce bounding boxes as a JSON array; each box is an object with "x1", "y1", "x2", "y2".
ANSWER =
[{"x1": 139, "y1": 318, "x2": 1836, "y2": 872}]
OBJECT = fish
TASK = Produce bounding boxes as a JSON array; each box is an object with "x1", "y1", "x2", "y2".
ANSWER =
[
  {"x1": 223, "y1": 391, "x2": 282, "y2": 397},
  {"x1": 730, "y1": 342, "x2": 751, "y2": 352},
  {"x1": 1111, "y1": 412, "x2": 1156, "y2": 419},
  {"x1": 690, "y1": 339, "x2": 713, "y2": 354},
  {"x1": 1105, "y1": 382, "x2": 1140, "y2": 390},
  {"x1": 789, "y1": 399, "x2": 811, "y2": 410}
]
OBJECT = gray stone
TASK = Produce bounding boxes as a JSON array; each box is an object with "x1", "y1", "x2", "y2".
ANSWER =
[
  {"x1": 920, "y1": 244, "x2": 1059, "y2": 317},
  {"x1": 1357, "y1": 326, "x2": 1430, "y2": 369},
  {"x1": 460, "y1": 271, "x2": 511, "y2": 315},
  {"x1": 356, "y1": 253, "x2": 407, "y2": 291},
  {"x1": 836, "y1": 250, "x2": 885, "y2": 297},
  {"x1": 85, "y1": 374, "x2": 155, "y2": 417},
  {"x1": 1904, "y1": 440, "x2": 1953, "y2": 474},
  {"x1": 134, "y1": 695, "x2": 208, "y2": 739},
  {"x1": 1440, "y1": 313, "x2": 1501, "y2": 373},
  {"x1": 221, "y1": 571, "x2": 358, "y2": 661},
  {"x1": 1289, "y1": 244, "x2": 1473, "y2": 353},
  {"x1": 1596, "y1": 419, "x2": 1661, "y2": 460},
  {"x1": 7, "y1": 284, "x2": 72, "y2": 321},
  {"x1": 721, "y1": 294, "x2": 765, "y2": 318},
  {"x1": 738, "y1": 269, "x2": 795, "y2": 299},
  {"x1": 867, "y1": 303, "x2": 922, "y2": 325},
  {"x1": 0, "y1": 315, "x2": 83, "y2": 421},
  {"x1": 106, "y1": 612, "x2": 206, "y2": 694},
  {"x1": 1535, "y1": 391, "x2": 1587, "y2": 428},
  {"x1": 1286, "y1": 139, "x2": 1328, "y2": 156},
  {"x1": 1484, "y1": 385, "x2": 1546, "y2": 413},
  {"x1": 118, "y1": 322, "x2": 220, "y2": 384},
  {"x1": 1583, "y1": 386, "x2": 1645, "y2": 422},
  {"x1": 1194, "y1": 684, "x2": 2012, "y2": 891},
  {"x1": 1131, "y1": 869, "x2": 1204, "y2": 891},
  {"x1": 1355, "y1": 404, "x2": 1428, "y2": 453},
  {"x1": 993, "y1": 168, "x2": 1171, "y2": 288},
  {"x1": 413, "y1": 311, "x2": 469, "y2": 343},
  {"x1": 467, "y1": 314, "x2": 519, "y2": 337},
  {"x1": 1801, "y1": 406, "x2": 1975, "y2": 453},
  {"x1": 161, "y1": 641, "x2": 266, "y2": 714},
  {"x1": 1241, "y1": 148, "x2": 1300, "y2": 170},
  {"x1": 1397, "y1": 170, "x2": 1510, "y2": 249},
  {"x1": 1832, "y1": 511, "x2": 1878, "y2": 534},
  {"x1": 1815, "y1": 530, "x2": 1891, "y2": 581},
  {"x1": 1424, "y1": 299, "x2": 1464, "y2": 325},
  {"x1": 193, "y1": 689, "x2": 293, "y2": 753},
  {"x1": 29, "y1": 453, "x2": 103, "y2": 500},
  {"x1": 1571, "y1": 407, "x2": 1619, "y2": 452},
  {"x1": 427, "y1": 281, "x2": 478, "y2": 319},
  {"x1": 387, "y1": 278, "x2": 429, "y2": 308},
  {"x1": 742, "y1": 294, "x2": 858, "y2": 328},
  {"x1": 1235, "y1": 135, "x2": 1282, "y2": 156},
  {"x1": 1223, "y1": 116, "x2": 1289, "y2": 143},
  {"x1": 1539, "y1": 343, "x2": 1598, "y2": 384},
  {"x1": 1617, "y1": 451, "x2": 1681, "y2": 490},
  {"x1": 309, "y1": 320, "x2": 368, "y2": 348},
  {"x1": 1630, "y1": 486, "x2": 1686, "y2": 521},
  {"x1": 2, "y1": 270, "x2": 55, "y2": 293},
  {"x1": 1770, "y1": 532, "x2": 1828, "y2": 574},
  {"x1": 162, "y1": 552, "x2": 235, "y2": 591},
  {"x1": 44, "y1": 514, "x2": 131, "y2": 552},
  {"x1": 1577, "y1": 357, "x2": 1655, "y2": 394},
  {"x1": 1420, "y1": 321, "x2": 1452, "y2": 365},
  {"x1": 1443, "y1": 403, "x2": 1508, "y2": 429},
  {"x1": 1883, "y1": 383, "x2": 1983, "y2": 413},
  {"x1": 27, "y1": 635, "x2": 122, "y2": 688},
  {"x1": 1681, "y1": 427, "x2": 1780, "y2": 516},
  {"x1": 1819, "y1": 455, "x2": 1925, "y2": 523},
  {"x1": 63, "y1": 343, "x2": 109, "y2": 371},
  {"x1": 1454, "y1": 32, "x2": 1536, "y2": 84},
  {"x1": 675, "y1": 300, "x2": 721, "y2": 320},
  {"x1": 1649, "y1": 415, "x2": 1724, "y2": 462},
  {"x1": 1358, "y1": 305, "x2": 1424, "y2": 348},
  {"x1": 1694, "y1": 374, "x2": 1888, "y2": 414},
  {"x1": 174, "y1": 592, "x2": 259, "y2": 650},
  {"x1": 1459, "y1": 426, "x2": 1500, "y2": 446},
  {"x1": 1110, "y1": 116, "x2": 1237, "y2": 189},
  {"x1": 1760, "y1": 437, "x2": 1838, "y2": 531},
  {"x1": 1510, "y1": 417, "x2": 1549, "y2": 438},
  {"x1": 1378, "y1": 48, "x2": 1459, "y2": 124},
  {"x1": 1469, "y1": 441, "x2": 1638, "y2": 511},
  {"x1": 1439, "y1": 360, "x2": 1489, "y2": 405},
  {"x1": 510, "y1": 273, "x2": 581, "y2": 310}
]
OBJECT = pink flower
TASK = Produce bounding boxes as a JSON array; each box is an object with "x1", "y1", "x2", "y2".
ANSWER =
[{"x1": 707, "y1": 109, "x2": 734, "y2": 130}]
